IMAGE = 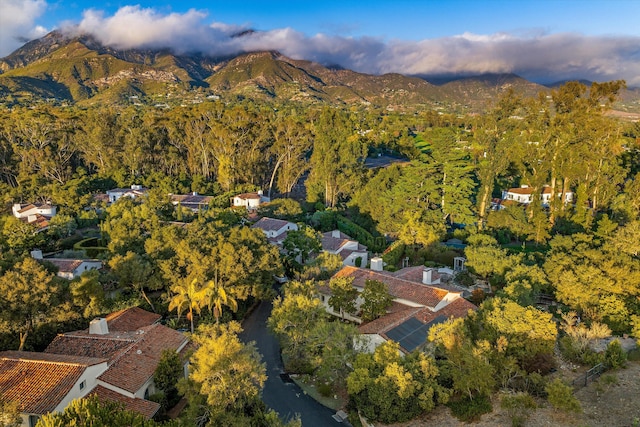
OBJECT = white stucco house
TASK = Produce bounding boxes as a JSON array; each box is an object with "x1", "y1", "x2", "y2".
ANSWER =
[
  {"x1": 501, "y1": 184, "x2": 573, "y2": 207},
  {"x1": 232, "y1": 191, "x2": 270, "y2": 210},
  {"x1": 12, "y1": 203, "x2": 57, "y2": 231},
  {"x1": 30, "y1": 250, "x2": 102, "y2": 280},
  {"x1": 106, "y1": 185, "x2": 148, "y2": 204},
  {"x1": 0, "y1": 308, "x2": 190, "y2": 425},
  {"x1": 317, "y1": 258, "x2": 476, "y2": 353},
  {"x1": 321, "y1": 230, "x2": 368, "y2": 267},
  {"x1": 252, "y1": 217, "x2": 298, "y2": 246}
]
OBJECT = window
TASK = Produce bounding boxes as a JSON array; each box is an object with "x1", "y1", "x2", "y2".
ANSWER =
[{"x1": 79, "y1": 380, "x2": 86, "y2": 390}]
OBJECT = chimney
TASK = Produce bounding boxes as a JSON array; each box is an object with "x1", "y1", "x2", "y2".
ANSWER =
[
  {"x1": 131, "y1": 184, "x2": 142, "y2": 190},
  {"x1": 257, "y1": 190, "x2": 263, "y2": 196},
  {"x1": 30, "y1": 250, "x2": 43, "y2": 260},
  {"x1": 89, "y1": 318, "x2": 109, "y2": 335},
  {"x1": 192, "y1": 191, "x2": 198, "y2": 196},
  {"x1": 331, "y1": 230, "x2": 341, "y2": 238},
  {"x1": 370, "y1": 257, "x2": 383, "y2": 271},
  {"x1": 422, "y1": 267, "x2": 435, "y2": 285}
]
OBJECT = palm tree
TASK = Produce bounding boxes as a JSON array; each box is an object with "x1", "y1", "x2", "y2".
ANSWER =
[
  {"x1": 205, "y1": 272, "x2": 238, "y2": 324},
  {"x1": 169, "y1": 278, "x2": 208, "y2": 333}
]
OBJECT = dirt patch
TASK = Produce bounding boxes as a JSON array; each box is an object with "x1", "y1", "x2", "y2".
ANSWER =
[{"x1": 380, "y1": 361, "x2": 640, "y2": 427}]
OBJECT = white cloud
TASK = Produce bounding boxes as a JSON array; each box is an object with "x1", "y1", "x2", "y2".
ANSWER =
[
  {"x1": 10, "y1": 4, "x2": 640, "y2": 86},
  {"x1": 0, "y1": 0, "x2": 49, "y2": 57}
]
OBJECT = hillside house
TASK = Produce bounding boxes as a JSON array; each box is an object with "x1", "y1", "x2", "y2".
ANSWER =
[
  {"x1": 169, "y1": 192, "x2": 213, "y2": 212},
  {"x1": 0, "y1": 307, "x2": 190, "y2": 425},
  {"x1": 232, "y1": 191, "x2": 270, "y2": 210},
  {"x1": 12, "y1": 203, "x2": 57, "y2": 231},
  {"x1": 105, "y1": 185, "x2": 148, "y2": 204},
  {"x1": 31, "y1": 250, "x2": 102, "y2": 280},
  {"x1": 318, "y1": 259, "x2": 476, "y2": 353},
  {"x1": 501, "y1": 185, "x2": 573, "y2": 207},
  {"x1": 252, "y1": 217, "x2": 298, "y2": 246},
  {"x1": 321, "y1": 230, "x2": 368, "y2": 267}
]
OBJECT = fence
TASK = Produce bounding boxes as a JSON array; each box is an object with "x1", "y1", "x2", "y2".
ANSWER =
[{"x1": 572, "y1": 363, "x2": 605, "y2": 389}]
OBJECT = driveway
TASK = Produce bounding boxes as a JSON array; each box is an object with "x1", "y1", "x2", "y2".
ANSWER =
[{"x1": 240, "y1": 299, "x2": 343, "y2": 426}]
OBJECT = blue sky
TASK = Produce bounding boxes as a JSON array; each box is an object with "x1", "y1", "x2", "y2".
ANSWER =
[{"x1": 2, "y1": 0, "x2": 640, "y2": 84}]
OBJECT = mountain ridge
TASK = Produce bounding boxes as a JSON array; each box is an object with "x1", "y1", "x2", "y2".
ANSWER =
[{"x1": 1, "y1": 31, "x2": 638, "y2": 113}]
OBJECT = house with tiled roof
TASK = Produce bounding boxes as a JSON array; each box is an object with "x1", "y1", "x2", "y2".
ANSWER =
[
  {"x1": 11, "y1": 203, "x2": 57, "y2": 232},
  {"x1": 30, "y1": 250, "x2": 103, "y2": 280},
  {"x1": 321, "y1": 230, "x2": 368, "y2": 267},
  {"x1": 0, "y1": 307, "x2": 189, "y2": 425},
  {"x1": 169, "y1": 193, "x2": 213, "y2": 212},
  {"x1": 319, "y1": 261, "x2": 476, "y2": 353},
  {"x1": 0, "y1": 351, "x2": 107, "y2": 427},
  {"x1": 105, "y1": 184, "x2": 148, "y2": 204},
  {"x1": 252, "y1": 217, "x2": 298, "y2": 246},
  {"x1": 232, "y1": 191, "x2": 270, "y2": 210}
]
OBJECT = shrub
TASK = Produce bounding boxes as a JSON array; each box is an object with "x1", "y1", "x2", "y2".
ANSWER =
[
  {"x1": 545, "y1": 378, "x2": 581, "y2": 413},
  {"x1": 604, "y1": 339, "x2": 627, "y2": 370},
  {"x1": 317, "y1": 382, "x2": 332, "y2": 397},
  {"x1": 447, "y1": 394, "x2": 492, "y2": 422},
  {"x1": 501, "y1": 392, "x2": 537, "y2": 427}
]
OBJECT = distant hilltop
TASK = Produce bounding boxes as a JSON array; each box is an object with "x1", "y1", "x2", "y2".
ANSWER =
[{"x1": 1, "y1": 30, "x2": 639, "y2": 113}]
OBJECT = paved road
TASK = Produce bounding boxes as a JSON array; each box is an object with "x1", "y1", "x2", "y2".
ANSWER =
[{"x1": 240, "y1": 299, "x2": 342, "y2": 427}]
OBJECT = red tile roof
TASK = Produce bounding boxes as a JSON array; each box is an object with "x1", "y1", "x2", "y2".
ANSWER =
[
  {"x1": 253, "y1": 217, "x2": 292, "y2": 233},
  {"x1": 235, "y1": 192, "x2": 261, "y2": 200},
  {"x1": 358, "y1": 302, "x2": 422, "y2": 334},
  {"x1": 45, "y1": 335, "x2": 135, "y2": 362},
  {"x1": 506, "y1": 186, "x2": 534, "y2": 195},
  {"x1": 333, "y1": 266, "x2": 449, "y2": 308},
  {"x1": 90, "y1": 385, "x2": 160, "y2": 419},
  {"x1": 45, "y1": 259, "x2": 84, "y2": 273},
  {"x1": 105, "y1": 307, "x2": 162, "y2": 331},
  {"x1": 98, "y1": 324, "x2": 187, "y2": 394},
  {"x1": 0, "y1": 351, "x2": 105, "y2": 414}
]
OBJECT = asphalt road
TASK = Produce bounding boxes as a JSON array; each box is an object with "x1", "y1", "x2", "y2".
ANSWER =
[{"x1": 240, "y1": 299, "x2": 343, "y2": 427}]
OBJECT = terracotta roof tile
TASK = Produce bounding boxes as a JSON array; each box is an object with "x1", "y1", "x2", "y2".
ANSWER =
[
  {"x1": 0, "y1": 351, "x2": 105, "y2": 414},
  {"x1": 105, "y1": 307, "x2": 162, "y2": 331},
  {"x1": 90, "y1": 385, "x2": 160, "y2": 419},
  {"x1": 253, "y1": 217, "x2": 292, "y2": 233},
  {"x1": 358, "y1": 302, "x2": 422, "y2": 334},
  {"x1": 98, "y1": 324, "x2": 187, "y2": 393},
  {"x1": 45, "y1": 335, "x2": 135, "y2": 362},
  {"x1": 45, "y1": 259, "x2": 84, "y2": 273},
  {"x1": 235, "y1": 192, "x2": 261, "y2": 200},
  {"x1": 506, "y1": 187, "x2": 534, "y2": 195},
  {"x1": 333, "y1": 266, "x2": 449, "y2": 308}
]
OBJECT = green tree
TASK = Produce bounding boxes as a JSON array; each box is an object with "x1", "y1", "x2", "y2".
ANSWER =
[
  {"x1": 154, "y1": 349, "x2": 183, "y2": 407},
  {"x1": 545, "y1": 378, "x2": 581, "y2": 413},
  {"x1": 108, "y1": 251, "x2": 159, "y2": 312},
  {"x1": 307, "y1": 107, "x2": 367, "y2": 207},
  {"x1": 347, "y1": 341, "x2": 448, "y2": 424},
  {"x1": 70, "y1": 270, "x2": 105, "y2": 318},
  {"x1": 282, "y1": 225, "x2": 321, "y2": 271},
  {"x1": 168, "y1": 277, "x2": 208, "y2": 333},
  {"x1": 328, "y1": 276, "x2": 358, "y2": 320},
  {"x1": 360, "y1": 279, "x2": 393, "y2": 321},
  {"x1": 35, "y1": 396, "x2": 163, "y2": 427},
  {"x1": 0, "y1": 257, "x2": 77, "y2": 350},
  {"x1": 268, "y1": 285, "x2": 327, "y2": 365},
  {"x1": 187, "y1": 322, "x2": 266, "y2": 418},
  {"x1": 0, "y1": 397, "x2": 21, "y2": 427}
]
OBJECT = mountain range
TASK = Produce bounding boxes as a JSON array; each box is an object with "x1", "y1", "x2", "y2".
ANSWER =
[{"x1": 1, "y1": 30, "x2": 639, "y2": 114}]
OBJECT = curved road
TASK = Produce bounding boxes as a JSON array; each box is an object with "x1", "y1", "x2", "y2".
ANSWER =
[{"x1": 240, "y1": 299, "x2": 343, "y2": 427}]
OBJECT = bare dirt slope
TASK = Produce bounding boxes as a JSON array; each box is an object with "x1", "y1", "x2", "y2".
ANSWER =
[{"x1": 384, "y1": 361, "x2": 640, "y2": 427}]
